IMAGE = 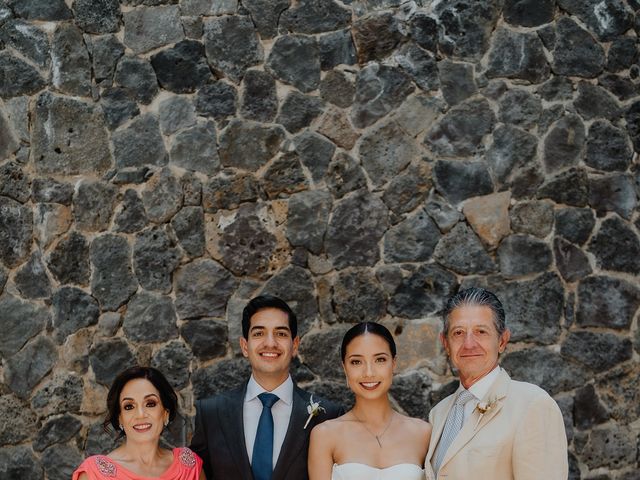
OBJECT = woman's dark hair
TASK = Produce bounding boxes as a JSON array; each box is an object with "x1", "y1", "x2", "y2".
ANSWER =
[
  {"x1": 103, "y1": 366, "x2": 178, "y2": 436},
  {"x1": 340, "y1": 322, "x2": 397, "y2": 362},
  {"x1": 242, "y1": 295, "x2": 298, "y2": 339}
]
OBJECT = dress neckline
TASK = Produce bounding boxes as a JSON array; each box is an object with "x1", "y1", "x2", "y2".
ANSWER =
[
  {"x1": 334, "y1": 462, "x2": 424, "y2": 471},
  {"x1": 102, "y1": 448, "x2": 179, "y2": 479}
]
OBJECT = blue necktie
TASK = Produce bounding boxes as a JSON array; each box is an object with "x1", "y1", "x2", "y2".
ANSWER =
[{"x1": 252, "y1": 392, "x2": 279, "y2": 480}]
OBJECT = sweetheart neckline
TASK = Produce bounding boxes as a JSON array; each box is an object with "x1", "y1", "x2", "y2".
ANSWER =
[{"x1": 333, "y1": 462, "x2": 424, "y2": 471}]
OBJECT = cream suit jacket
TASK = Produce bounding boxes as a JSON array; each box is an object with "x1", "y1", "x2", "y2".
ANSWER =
[{"x1": 425, "y1": 369, "x2": 568, "y2": 480}]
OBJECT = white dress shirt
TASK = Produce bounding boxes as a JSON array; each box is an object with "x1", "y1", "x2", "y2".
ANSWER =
[
  {"x1": 243, "y1": 375, "x2": 294, "y2": 467},
  {"x1": 460, "y1": 365, "x2": 501, "y2": 424}
]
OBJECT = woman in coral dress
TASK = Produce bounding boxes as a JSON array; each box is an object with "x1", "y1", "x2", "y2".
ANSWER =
[{"x1": 73, "y1": 366, "x2": 205, "y2": 480}]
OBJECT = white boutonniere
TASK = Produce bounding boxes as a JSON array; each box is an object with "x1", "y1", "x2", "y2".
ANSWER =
[
  {"x1": 303, "y1": 395, "x2": 325, "y2": 429},
  {"x1": 474, "y1": 396, "x2": 498, "y2": 430}
]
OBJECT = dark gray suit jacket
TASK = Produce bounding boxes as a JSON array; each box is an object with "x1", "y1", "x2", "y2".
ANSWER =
[{"x1": 190, "y1": 382, "x2": 343, "y2": 480}]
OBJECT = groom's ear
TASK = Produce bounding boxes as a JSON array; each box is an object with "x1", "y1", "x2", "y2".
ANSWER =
[
  {"x1": 240, "y1": 337, "x2": 249, "y2": 358},
  {"x1": 292, "y1": 336, "x2": 300, "y2": 357}
]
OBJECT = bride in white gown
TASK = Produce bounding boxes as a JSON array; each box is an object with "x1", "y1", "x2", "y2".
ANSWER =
[{"x1": 308, "y1": 322, "x2": 431, "y2": 480}]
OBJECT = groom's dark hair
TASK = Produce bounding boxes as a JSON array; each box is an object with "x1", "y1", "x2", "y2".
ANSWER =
[{"x1": 242, "y1": 295, "x2": 298, "y2": 339}]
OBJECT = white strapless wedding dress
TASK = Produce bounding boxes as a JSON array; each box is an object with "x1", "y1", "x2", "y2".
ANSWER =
[{"x1": 332, "y1": 463, "x2": 425, "y2": 480}]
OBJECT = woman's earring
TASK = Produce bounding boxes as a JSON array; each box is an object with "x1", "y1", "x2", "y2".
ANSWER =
[
  {"x1": 119, "y1": 424, "x2": 124, "y2": 431},
  {"x1": 164, "y1": 419, "x2": 169, "y2": 427}
]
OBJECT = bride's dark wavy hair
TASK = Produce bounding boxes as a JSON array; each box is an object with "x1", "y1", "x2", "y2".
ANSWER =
[{"x1": 340, "y1": 322, "x2": 397, "y2": 362}]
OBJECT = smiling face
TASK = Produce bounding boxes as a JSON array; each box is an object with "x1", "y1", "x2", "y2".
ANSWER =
[
  {"x1": 240, "y1": 307, "x2": 299, "y2": 391},
  {"x1": 118, "y1": 378, "x2": 168, "y2": 442},
  {"x1": 440, "y1": 305, "x2": 510, "y2": 388},
  {"x1": 343, "y1": 333, "x2": 396, "y2": 399}
]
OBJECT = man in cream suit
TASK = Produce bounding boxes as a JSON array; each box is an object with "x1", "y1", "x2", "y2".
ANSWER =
[{"x1": 425, "y1": 287, "x2": 568, "y2": 480}]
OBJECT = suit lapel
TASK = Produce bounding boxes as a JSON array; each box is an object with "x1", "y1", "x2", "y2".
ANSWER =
[
  {"x1": 272, "y1": 386, "x2": 309, "y2": 480},
  {"x1": 438, "y1": 370, "x2": 511, "y2": 470},
  {"x1": 219, "y1": 384, "x2": 253, "y2": 479},
  {"x1": 425, "y1": 392, "x2": 457, "y2": 465}
]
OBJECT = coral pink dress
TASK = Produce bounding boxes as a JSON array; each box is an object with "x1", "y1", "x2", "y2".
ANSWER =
[{"x1": 72, "y1": 447, "x2": 202, "y2": 480}]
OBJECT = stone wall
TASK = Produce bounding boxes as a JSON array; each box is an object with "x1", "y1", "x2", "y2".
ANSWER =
[{"x1": 1, "y1": 0, "x2": 639, "y2": 478}]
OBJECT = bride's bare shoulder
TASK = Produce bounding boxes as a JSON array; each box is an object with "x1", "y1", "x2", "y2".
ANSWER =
[
  {"x1": 396, "y1": 413, "x2": 432, "y2": 435},
  {"x1": 312, "y1": 411, "x2": 356, "y2": 436}
]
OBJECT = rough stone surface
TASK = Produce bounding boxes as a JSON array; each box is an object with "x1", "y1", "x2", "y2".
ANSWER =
[
  {"x1": 73, "y1": 0, "x2": 121, "y2": 34},
  {"x1": 170, "y1": 207, "x2": 205, "y2": 258},
  {"x1": 332, "y1": 269, "x2": 385, "y2": 323},
  {"x1": 32, "y1": 93, "x2": 112, "y2": 175},
  {"x1": 267, "y1": 35, "x2": 320, "y2": 93},
  {"x1": 0, "y1": 196, "x2": 33, "y2": 268},
  {"x1": 543, "y1": 115, "x2": 585, "y2": 173},
  {"x1": 586, "y1": 120, "x2": 632, "y2": 172},
  {"x1": 8, "y1": 0, "x2": 72, "y2": 21},
  {"x1": 0, "y1": 445, "x2": 43, "y2": 479},
  {"x1": 0, "y1": 293, "x2": 48, "y2": 358},
  {"x1": 219, "y1": 120, "x2": 285, "y2": 171},
  {"x1": 504, "y1": 0, "x2": 555, "y2": 27},
  {"x1": 89, "y1": 338, "x2": 136, "y2": 386},
  {"x1": 133, "y1": 227, "x2": 181, "y2": 292},
  {"x1": 433, "y1": 223, "x2": 495, "y2": 275},
  {"x1": 557, "y1": 0, "x2": 633, "y2": 41},
  {"x1": 175, "y1": 259, "x2": 237, "y2": 319},
  {"x1": 318, "y1": 29, "x2": 356, "y2": 70},
  {"x1": 88, "y1": 34, "x2": 124, "y2": 85},
  {"x1": 113, "y1": 113, "x2": 167, "y2": 168},
  {"x1": 293, "y1": 131, "x2": 336, "y2": 182},
  {"x1": 202, "y1": 170, "x2": 261, "y2": 212},
  {"x1": 326, "y1": 152, "x2": 367, "y2": 199},
  {"x1": 579, "y1": 424, "x2": 636, "y2": 470},
  {"x1": 486, "y1": 28, "x2": 550, "y2": 83},
  {"x1": 123, "y1": 5, "x2": 183, "y2": 54},
  {"x1": 240, "y1": 70, "x2": 277, "y2": 122},
  {"x1": 242, "y1": 0, "x2": 288, "y2": 38},
  {"x1": 352, "y1": 12, "x2": 403, "y2": 64},
  {"x1": 170, "y1": 121, "x2": 219, "y2": 175},
  {"x1": 537, "y1": 168, "x2": 589, "y2": 207},
  {"x1": 462, "y1": 191, "x2": 510, "y2": 248},
  {"x1": 382, "y1": 163, "x2": 431, "y2": 216},
  {"x1": 90, "y1": 234, "x2": 138, "y2": 311},
  {"x1": 31, "y1": 373, "x2": 83, "y2": 416},
  {"x1": 204, "y1": 15, "x2": 262, "y2": 83},
  {"x1": 0, "y1": 52, "x2": 46, "y2": 98},
  {"x1": 124, "y1": 291, "x2": 178, "y2": 343},
  {"x1": 433, "y1": 160, "x2": 494, "y2": 205},
  {"x1": 276, "y1": 92, "x2": 323, "y2": 134},
  {"x1": 575, "y1": 82, "x2": 621, "y2": 121},
  {"x1": 325, "y1": 192, "x2": 388, "y2": 269},
  {"x1": 150, "y1": 40, "x2": 211, "y2": 94},
  {"x1": 588, "y1": 216, "x2": 640, "y2": 274},
  {"x1": 425, "y1": 98, "x2": 495, "y2": 157},
  {"x1": 510, "y1": 201, "x2": 553, "y2": 238},
  {"x1": 438, "y1": 60, "x2": 476, "y2": 106},
  {"x1": 51, "y1": 287, "x2": 99, "y2": 343},
  {"x1": 555, "y1": 207, "x2": 595, "y2": 246},
  {"x1": 114, "y1": 189, "x2": 148, "y2": 234},
  {"x1": 33, "y1": 414, "x2": 82, "y2": 452},
  {"x1": 0, "y1": 394, "x2": 37, "y2": 445},
  {"x1": 180, "y1": 319, "x2": 227, "y2": 361},
  {"x1": 351, "y1": 64, "x2": 414, "y2": 129},
  {"x1": 14, "y1": 252, "x2": 51, "y2": 299},
  {"x1": 287, "y1": 190, "x2": 331, "y2": 255},
  {"x1": 316, "y1": 107, "x2": 359, "y2": 150},
  {"x1": 588, "y1": 173, "x2": 637, "y2": 220},
  {"x1": 73, "y1": 180, "x2": 117, "y2": 232},
  {"x1": 486, "y1": 125, "x2": 538, "y2": 187},
  {"x1": 394, "y1": 42, "x2": 439, "y2": 91},
  {"x1": 551, "y1": 17, "x2": 605, "y2": 78},
  {"x1": 498, "y1": 234, "x2": 553, "y2": 278},
  {"x1": 384, "y1": 209, "x2": 441, "y2": 263},
  {"x1": 114, "y1": 56, "x2": 158, "y2": 105},
  {"x1": 498, "y1": 89, "x2": 542, "y2": 130},
  {"x1": 99, "y1": 87, "x2": 139, "y2": 130},
  {"x1": 159, "y1": 96, "x2": 196, "y2": 135},
  {"x1": 141, "y1": 168, "x2": 183, "y2": 223},
  {"x1": 5, "y1": 337, "x2": 57, "y2": 399},
  {"x1": 577, "y1": 276, "x2": 640, "y2": 329},
  {"x1": 0, "y1": 19, "x2": 50, "y2": 69},
  {"x1": 562, "y1": 331, "x2": 632, "y2": 372},
  {"x1": 281, "y1": 0, "x2": 350, "y2": 34}
]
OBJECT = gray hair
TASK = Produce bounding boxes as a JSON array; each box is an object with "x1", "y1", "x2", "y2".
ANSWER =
[{"x1": 442, "y1": 287, "x2": 507, "y2": 335}]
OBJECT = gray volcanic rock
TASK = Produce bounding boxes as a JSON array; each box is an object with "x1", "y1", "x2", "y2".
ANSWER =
[
  {"x1": 14, "y1": 252, "x2": 51, "y2": 299},
  {"x1": 151, "y1": 40, "x2": 212, "y2": 93},
  {"x1": 88, "y1": 34, "x2": 124, "y2": 86},
  {"x1": 409, "y1": 12, "x2": 438, "y2": 52},
  {"x1": 276, "y1": 91, "x2": 323, "y2": 133},
  {"x1": 133, "y1": 227, "x2": 181, "y2": 292},
  {"x1": 0, "y1": 162, "x2": 30, "y2": 203},
  {"x1": 543, "y1": 115, "x2": 585, "y2": 173},
  {"x1": 498, "y1": 234, "x2": 552, "y2": 278},
  {"x1": 498, "y1": 89, "x2": 542, "y2": 130},
  {"x1": 192, "y1": 358, "x2": 252, "y2": 399},
  {"x1": 326, "y1": 152, "x2": 367, "y2": 199},
  {"x1": 141, "y1": 168, "x2": 183, "y2": 223},
  {"x1": 266, "y1": 34, "x2": 320, "y2": 93},
  {"x1": 537, "y1": 76, "x2": 574, "y2": 102},
  {"x1": 195, "y1": 82, "x2": 237, "y2": 120},
  {"x1": 51, "y1": 287, "x2": 99, "y2": 343},
  {"x1": 5, "y1": 337, "x2": 57, "y2": 399},
  {"x1": 123, "y1": 291, "x2": 178, "y2": 342},
  {"x1": 606, "y1": 36, "x2": 638, "y2": 72},
  {"x1": 389, "y1": 264, "x2": 458, "y2": 318},
  {"x1": 0, "y1": 394, "x2": 37, "y2": 445},
  {"x1": 433, "y1": 223, "x2": 495, "y2": 275},
  {"x1": 299, "y1": 326, "x2": 349, "y2": 380},
  {"x1": 280, "y1": 0, "x2": 351, "y2": 34},
  {"x1": 32, "y1": 93, "x2": 112, "y2": 176},
  {"x1": 33, "y1": 414, "x2": 82, "y2": 452},
  {"x1": 557, "y1": 0, "x2": 633, "y2": 41},
  {"x1": 625, "y1": 100, "x2": 640, "y2": 151},
  {"x1": 333, "y1": 269, "x2": 386, "y2": 323},
  {"x1": 0, "y1": 110, "x2": 20, "y2": 160},
  {"x1": 175, "y1": 259, "x2": 237, "y2": 319},
  {"x1": 159, "y1": 96, "x2": 196, "y2": 135},
  {"x1": 0, "y1": 196, "x2": 32, "y2": 268},
  {"x1": 0, "y1": 19, "x2": 50, "y2": 68},
  {"x1": 503, "y1": 0, "x2": 555, "y2": 27},
  {"x1": 100, "y1": 87, "x2": 139, "y2": 130},
  {"x1": 293, "y1": 131, "x2": 336, "y2": 182},
  {"x1": 577, "y1": 276, "x2": 640, "y2": 329},
  {"x1": 588, "y1": 216, "x2": 640, "y2": 274},
  {"x1": 170, "y1": 207, "x2": 205, "y2": 258},
  {"x1": 425, "y1": 98, "x2": 495, "y2": 157},
  {"x1": 486, "y1": 28, "x2": 549, "y2": 83},
  {"x1": 384, "y1": 210, "x2": 441, "y2": 263},
  {"x1": 510, "y1": 201, "x2": 553, "y2": 238},
  {"x1": 574, "y1": 81, "x2": 621, "y2": 121},
  {"x1": 114, "y1": 189, "x2": 148, "y2": 234},
  {"x1": 151, "y1": 340, "x2": 192, "y2": 390},
  {"x1": 202, "y1": 170, "x2": 261, "y2": 212},
  {"x1": 383, "y1": 163, "x2": 432, "y2": 216},
  {"x1": 551, "y1": 17, "x2": 605, "y2": 77},
  {"x1": 572, "y1": 384, "x2": 608, "y2": 430},
  {"x1": 8, "y1": 0, "x2": 72, "y2": 20},
  {"x1": 89, "y1": 338, "x2": 136, "y2": 385},
  {"x1": 113, "y1": 114, "x2": 167, "y2": 170},
  {"x1": 0, "y1": 445, "x2": 43, "y2": 479},
  {"x1": 114, "y1": 56, "x2": 158, "y2": 105},
  {"x1": 287, "y1": 190, "x2": 332, "y2": 254},
  {"x1": 555, "y1": 207, "x2": 595, "y2": 245},
  {"x1": 434, "y1": 0, "x2": 501, "y2": 61},
  {"x1": 438, "y1": 60, "x2": 476, "y2": 106},
  {"x1": 31, "y1": 178, "x2": 73, "y2": 205},
  {"x1": 90, "y1": 234, "x2": 138, "y2": 311},
  {"x1": 242, "y1": 0, "x2": 288, "y2": 38},
  {"x1": 204, "y1": 15, "x2": 263, "y2": 83},
  {"x1": 351, "y1": 64, "x2": 414, "y2": 128},
  {"x1": 318, "y1": 29, "x2": 356, "y2": 70},
  {"x1": 537, "y1": 168, "x2": 589, "y2": 207},
  {"x1": 562, "y1": 331, "x2": 632, "y2": 371},
  {"x1": 219, "y1": 120, "x2": 285, "y2": 171},
  {"x1": 579, "y1": 424, "x2": 636, "y2": 470},
  {"x1": 170, "y1": 121, "x2": 220, "y2": 175},
  {"x1": 51, "y1": 24, "x2": 92, "y2": 97},
  {"x1": 359, "y1": 120, "x2": 419, "y2": 187},
  {"x1": 588, "y1": 173, "x2": 637, "y2": 219},
  {"x1": 486, "y1": 125, "x2": 538, "y2": 187},
  {"x1": 72, "y1": 0, "x2": 121, "y2": 34},
  {"x1": 352, "y1": 12, "x2": 403, "y2": 64},
  {"x1": 553, "y1": 237, "x2": 592, "y2": 282},
  {"x1": 395, "y1": 43, "x2": 439, "y2": 91},
  {"x1": 123, "y1": 5, "x2": 183, "y2": 54},
  {"x1": 425, "y1": 195, "x2": 462, "y2": 234},
  {"x1": 585, "y1": 120, "x2": 632, "y2": 171},
  {"x1": 180, "y1": 319, "x2": 228, "y2": 361},
  {"x1": 240, "y1": 70, "x2": 277, "y2": 122},
  {"x1": 0, "y1": 52, "x2": 45, "y2": 98},
  {"x1": 73, "y1": 180, "x2": 118, "y2": 232},
  {"x1": 0, "y1": 293, "x2": 48, "y2": 358},
  {"x1": 31, "y1": 373, "x2": 83, "y2": 416},
  {"x1": 325, "y1": 192, "x2": 388, "y2": 269},
  {"x1": 433, "y1": 160, "x2": 494, "y2": 205}
]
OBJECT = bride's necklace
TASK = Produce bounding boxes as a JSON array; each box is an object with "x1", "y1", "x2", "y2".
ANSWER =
[{"x1": 352, "y1": 411, "x2": 394, "y2": 448}]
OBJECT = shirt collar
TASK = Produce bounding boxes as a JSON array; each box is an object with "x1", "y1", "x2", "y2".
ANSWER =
[
  {"x1": 466, "y1": 365, "x2": 501, "y2": 401},
  {"x1": 245, "y1": 374, "x2": 294, "y2": 406}
]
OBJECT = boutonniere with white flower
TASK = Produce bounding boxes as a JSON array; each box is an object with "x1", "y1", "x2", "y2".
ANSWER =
[
  {"x1": 304, "y1": 395, "x2": 326, "y2": 429},
  {"x1": 474, "y1": 396, "x2": 498, "y2": 430}
]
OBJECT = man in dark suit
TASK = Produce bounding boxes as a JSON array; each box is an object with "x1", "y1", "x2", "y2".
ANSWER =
[{"x1": 190, "y1": 295, "x2": 342, "y2": 480}]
